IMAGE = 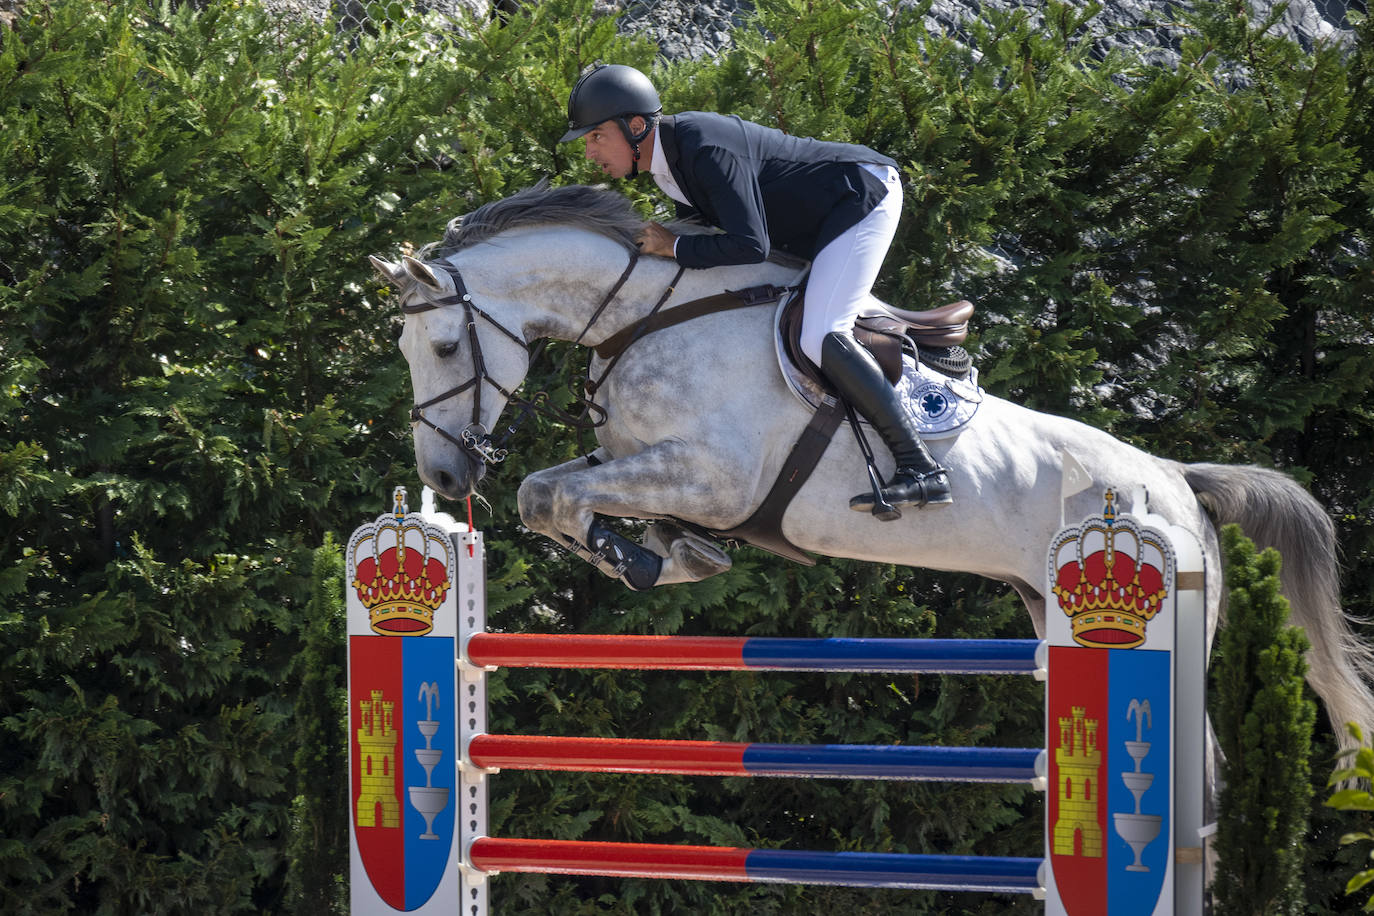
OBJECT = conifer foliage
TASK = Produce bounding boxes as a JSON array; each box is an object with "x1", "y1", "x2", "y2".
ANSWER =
[
  {"x1": 1210, "y1": 526, "x2": 1316, "y2": 914},
  {"x1": 2, "y1": 0, "x2": 1372, "y2": 912}
]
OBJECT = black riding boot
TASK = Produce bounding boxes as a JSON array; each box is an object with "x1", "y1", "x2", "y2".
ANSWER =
[{"x1": 820, "y1": 331, "x2": 953, "y2": 512}]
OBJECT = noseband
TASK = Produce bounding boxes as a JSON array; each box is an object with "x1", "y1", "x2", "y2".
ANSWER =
[
  {"x1": 400, "y1": 253, "x2": 650, "y2": 467},
  {"x1": 400, "y1": 263, "x2": 529, "y2": 465}
]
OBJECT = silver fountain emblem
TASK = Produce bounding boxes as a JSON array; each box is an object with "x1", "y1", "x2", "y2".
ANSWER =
[
  {"x1": 408, "y1": 681, "x2": 451, "y2": 839},
  {"x1": 1112, "y1": 698, "x2": 1163, "y2": 871}
]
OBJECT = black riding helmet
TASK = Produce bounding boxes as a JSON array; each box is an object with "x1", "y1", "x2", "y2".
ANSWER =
[{"x1": 560, "y1": 63, "x2": 662, "y2": 145}]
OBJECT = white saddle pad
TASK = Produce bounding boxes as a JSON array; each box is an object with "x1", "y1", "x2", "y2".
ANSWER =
[{"x1": 774, "y1": 301, "x2": 984, "y2": 440}]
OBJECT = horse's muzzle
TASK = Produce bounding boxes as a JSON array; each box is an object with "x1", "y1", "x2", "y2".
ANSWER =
[
  {"x1": 415, "y1": 435, "x2": 486, "y2": 501},
  {"x1": 422, "y1": 460, "x2": 484, "y2": 502}
]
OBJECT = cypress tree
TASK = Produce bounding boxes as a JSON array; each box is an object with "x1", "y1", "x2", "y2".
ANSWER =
[
  {"x1": 284, "y1": 538, "x2": 348, "y2": 915},
  {"x1": 1211, "y1": 525, "x2": 1316, "y2": 915}
]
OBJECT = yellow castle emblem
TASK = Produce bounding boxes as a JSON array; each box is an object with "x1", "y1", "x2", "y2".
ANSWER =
[
  {"x1": 355, "y1": 689, "x2": 400, "y2": 828},
  {"x1": 1053, "y1": 706, "x2": 1102, "y2": 857}
]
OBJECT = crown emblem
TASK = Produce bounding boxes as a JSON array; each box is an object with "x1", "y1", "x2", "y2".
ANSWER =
[
  {"x1": 349, "y1": 487, "x2": 452, "y2": 635},
  {"x1": 1050, "y1": 491, "x2": 1172, "y2": 649}
]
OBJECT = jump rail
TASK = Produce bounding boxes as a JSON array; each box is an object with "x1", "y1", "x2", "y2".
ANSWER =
[
  {"x1": 345, "y1": 483, "x2": 1207, "y2": 915},
  {"x1": 467, "y1": 838, "x2": 1044, "y2": 894},
  {"x1": 467, "y1": 734, "x2": 1046, "y2": 783},
  {"x1": 464, "y1": 632, "x2": 1047, "y2": 675}
]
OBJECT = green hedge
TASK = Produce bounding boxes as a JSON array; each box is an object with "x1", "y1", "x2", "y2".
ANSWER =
[{"x1": 2, "y1": 0, "x2": 1372, "y2": 912}]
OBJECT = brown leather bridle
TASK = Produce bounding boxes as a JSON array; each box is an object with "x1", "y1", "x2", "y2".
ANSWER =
[{"x1": 399, "y1": 252, "x2": 675, "y2": 468}]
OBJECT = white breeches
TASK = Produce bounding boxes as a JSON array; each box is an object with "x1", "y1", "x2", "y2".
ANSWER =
[{"x1": 798, "y1": 163, "x2": 903, "y2": 366}]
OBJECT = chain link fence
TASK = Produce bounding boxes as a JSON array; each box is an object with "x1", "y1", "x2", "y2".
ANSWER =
[{"x1": 255, "y1": 0, "x2": 1363, "y2": 63}]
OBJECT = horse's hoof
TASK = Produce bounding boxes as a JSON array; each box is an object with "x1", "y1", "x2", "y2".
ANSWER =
[
  {"x1": 671, "y1": 536, "x2": 732, "y2": 581},
  {"x1": 644, "y1": 521, "x2": 732, "y2": 584}
]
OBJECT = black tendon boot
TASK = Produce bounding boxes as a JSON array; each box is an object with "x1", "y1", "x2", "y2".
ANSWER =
[
  {"x1": 585, "y1": 518, "x2": 662, "y2": 590},
  {"x1": 820, "y1": 331, "x2": 953, "y2": 513}
]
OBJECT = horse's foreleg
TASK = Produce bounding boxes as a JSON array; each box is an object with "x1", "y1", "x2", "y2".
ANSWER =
[
  {"x1": 517, "y1": 445, "x2": 741, "y2": 589},
  {"x1": 642, "y1": 519, "x2": 733, "y2": 586},
  {"x1": 515, "y1": 454, "x2": 659, "y2": 588},
  {"x1": 516, "y1": 452, "x2": 611, "y2": 554}
]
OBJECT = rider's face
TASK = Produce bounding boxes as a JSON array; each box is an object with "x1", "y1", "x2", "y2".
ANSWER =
[{"x1": 582, "y1": 118, "x2": 647, "y2": 179}]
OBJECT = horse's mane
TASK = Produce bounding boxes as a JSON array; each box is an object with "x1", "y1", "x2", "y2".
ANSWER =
[
  {"x1": 424, "y1": 182, "x2": 642, "y2": 259},
  {"x1": 409, "y1": 181, "x2": 806, "y2": 279}
]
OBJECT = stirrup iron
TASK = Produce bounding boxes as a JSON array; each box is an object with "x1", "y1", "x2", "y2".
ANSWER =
[
  {"x1": 842, "y1": 400, "x2": 901, "y2": 522},
  {"x1": 848, "y1": 467, "x2": 952, "y2": 513}
]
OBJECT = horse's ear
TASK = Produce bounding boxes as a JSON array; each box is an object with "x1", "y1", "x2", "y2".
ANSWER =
[
  {"x1": 369, "y1": 255, "x2": 408, "y2": 285},
  {"x1": 402, "y1": 256, "x2": 451, "y2": 294}
]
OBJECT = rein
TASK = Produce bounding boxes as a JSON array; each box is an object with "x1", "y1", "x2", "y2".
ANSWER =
[
  {"x1": 402, "y1": 253, "x2": 638, "y2": 466},
  {"x1": 401, "y1": 252, "x2": 790, "y2": 468}
]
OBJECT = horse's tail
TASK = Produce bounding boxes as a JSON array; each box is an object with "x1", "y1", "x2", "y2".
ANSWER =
[{"x1": 1184, "y1": 462, "x2": 1374, "y2": 752}]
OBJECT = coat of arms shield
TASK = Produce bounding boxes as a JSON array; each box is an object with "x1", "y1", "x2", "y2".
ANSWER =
[{"x1": 346, "y1": 488, "x2": 464, "y2": 914}]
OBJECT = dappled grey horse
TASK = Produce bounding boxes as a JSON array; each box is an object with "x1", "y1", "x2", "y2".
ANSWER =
[{"x1": 371, "y1": 183, "x2": 1374, "y2": 754}]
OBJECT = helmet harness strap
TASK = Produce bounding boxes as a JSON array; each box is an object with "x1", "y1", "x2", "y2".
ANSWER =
[{"x1": 618, "y1": 115, "x2": 655, "y2": 179}]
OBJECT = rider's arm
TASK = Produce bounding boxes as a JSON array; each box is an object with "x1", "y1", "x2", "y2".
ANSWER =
[{"x1": 671, "y1": 146, "x2": 770, "y2": 269}]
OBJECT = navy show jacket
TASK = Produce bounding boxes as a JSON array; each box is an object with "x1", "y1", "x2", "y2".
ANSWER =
[{"x1": 654, "y1": 112, "x2": 899, "y2": 270}]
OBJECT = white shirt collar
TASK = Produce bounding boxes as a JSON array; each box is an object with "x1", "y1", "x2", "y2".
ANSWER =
[{"x1": 648, "y1": 126, "x2": 690, "y2": 206}]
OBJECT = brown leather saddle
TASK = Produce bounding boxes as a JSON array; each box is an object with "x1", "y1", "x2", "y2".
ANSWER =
[{"x1": 779, "y1": 286, "x2": 975, "y2": 389}]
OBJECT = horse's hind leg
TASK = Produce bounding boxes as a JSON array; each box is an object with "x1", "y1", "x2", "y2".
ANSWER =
[{"x1": 1008, "y1": 578, "x2": 1046, "y2": 638}]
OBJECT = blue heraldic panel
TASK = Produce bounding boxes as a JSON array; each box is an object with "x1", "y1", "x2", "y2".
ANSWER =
[{"x1": 1106, "y1": 646, "x2": 1171, "y2": 913}]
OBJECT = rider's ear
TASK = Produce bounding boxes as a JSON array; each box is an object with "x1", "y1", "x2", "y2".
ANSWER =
[
  {"x1": 369, "y1": 255, "x2": 408, "y2": 285},
  {"x1": 402, "y1": 256, "x2": 448, "y2": 294}
]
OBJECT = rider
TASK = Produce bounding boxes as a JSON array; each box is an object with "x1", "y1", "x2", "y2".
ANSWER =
[{"x1": 559, "y1": 63, "x2": 952, "y2": 513}]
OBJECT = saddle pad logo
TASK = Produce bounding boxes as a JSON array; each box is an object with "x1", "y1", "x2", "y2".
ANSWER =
[
  {"x1": 911, "y1": 381, "x2": 951, "y2": 420},
  {"x1": 894, "y1": 362, "x2": 982, "y2": 439}
]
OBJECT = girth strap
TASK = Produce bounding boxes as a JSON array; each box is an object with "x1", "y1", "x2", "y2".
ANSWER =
[{"x1": 711, "y1": 393, "x2": 847, "y2": 566}]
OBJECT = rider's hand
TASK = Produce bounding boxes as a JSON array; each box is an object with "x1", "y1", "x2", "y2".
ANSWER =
[{"x1": 636, "y1": 222, "x2": 678, "y2": 259}]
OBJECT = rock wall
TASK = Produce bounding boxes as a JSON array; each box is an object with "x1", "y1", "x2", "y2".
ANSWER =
[
  {"x1": 4, "y1": 0, "x2": 1353, "y2": 65},
  {"x1": 611, "y1": 0, "x2": 1356, "y2": 63}
]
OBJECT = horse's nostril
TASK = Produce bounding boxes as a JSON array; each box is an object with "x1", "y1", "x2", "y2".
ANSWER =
[{"x1": 436, "y1": 470, "x2": 456, "y2": 494}]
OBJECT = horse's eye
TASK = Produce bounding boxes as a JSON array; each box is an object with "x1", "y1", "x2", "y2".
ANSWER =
[{"x1": 436, "y1": 341, "x2": 460, "y2": 358}]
